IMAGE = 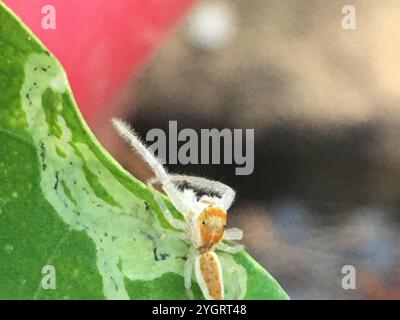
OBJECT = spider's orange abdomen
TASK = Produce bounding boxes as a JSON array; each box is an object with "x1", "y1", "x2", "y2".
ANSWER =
[
  {"x1": 196, "y1": 251, "x2": 224, "y2": 300},
  {"x1": 197, "y1": 206, "x2": 227, "y2": 250}
]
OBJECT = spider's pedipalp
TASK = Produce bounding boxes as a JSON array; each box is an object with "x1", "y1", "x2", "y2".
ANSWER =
[{"x1": 223, "y1": 227, "x2": 244, "y2": 241}]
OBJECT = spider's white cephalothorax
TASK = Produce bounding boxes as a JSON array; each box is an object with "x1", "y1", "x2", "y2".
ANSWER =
[{"x1": 112, "y1": 119, "x2": 244, "y2": 300}]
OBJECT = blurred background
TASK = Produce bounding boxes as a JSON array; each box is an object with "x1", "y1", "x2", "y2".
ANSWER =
[
  {"x1": 9, "y1": 0, "x2": 400, "y2": 299},
  {"x1": 103, "y1": 0, "x2": 400, "y2": 299}
]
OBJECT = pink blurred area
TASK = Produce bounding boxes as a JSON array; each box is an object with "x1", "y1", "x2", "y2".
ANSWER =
[{"x1": 4, "y1": 0, "x2": 195, "y2": 123}]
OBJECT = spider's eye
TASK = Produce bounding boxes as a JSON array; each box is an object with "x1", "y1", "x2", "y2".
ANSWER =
[{"x1": 202, "y1": 220, "x2": 206, "y2": 225}]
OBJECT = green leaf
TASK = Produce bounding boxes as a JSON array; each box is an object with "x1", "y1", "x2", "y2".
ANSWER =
[{"x1": 0, "y1": 2, "x2": 289, "y2": 300}]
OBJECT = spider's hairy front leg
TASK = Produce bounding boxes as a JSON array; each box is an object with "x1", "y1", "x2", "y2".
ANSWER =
[
  {"x1": 216, "y1": 241, "x2": 245, "y2": 254},
  {"x1": 112, "y1": 118, "x2": 189, "y2": 213},
  {"x1": 147, "y1": 180, "x2": 188, "y2": 232},
  {"x1": 169, "y1": 174, "x2": 236, "y2": 210}
]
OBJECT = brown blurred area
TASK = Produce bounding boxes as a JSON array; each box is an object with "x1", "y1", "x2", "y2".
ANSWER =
[{"x1": 95, "y1": 0, "x2": 400, "y2": 299}]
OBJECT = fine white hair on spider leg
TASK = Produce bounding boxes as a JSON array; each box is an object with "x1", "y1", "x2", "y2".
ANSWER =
[
  {"x1": 111, "y1": 118, "x2": 169, "y2": 181},
  {"x1": 111, "y1": 118, "x2": 189, "y2": 213}
]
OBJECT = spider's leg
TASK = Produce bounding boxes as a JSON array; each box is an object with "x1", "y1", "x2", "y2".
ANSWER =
[
  {"x1": 161, "y1": 230, "x2": 190, "y2": 241},
  {"x1": 169, "y1": 174, "x2": 236, "y2": 211},
  {"x1": 223, "y1": 227, "x2": 243, "y2": 241},
  {"x1": 112, "y1": 118, "x2": 189, "y2": 213},
  {"x1": 147, "y1": 181, "x2": 188, "y2": 231},
  {"x1": 148, "y1": 177, "x2": 194, "y2": 222},
  {"x1": 223, "y1": 256, "x2": 243, "y2": 300},
  {"x1": 184, "y1": 251, "x2": 195, "y2": 300},
  {"x1": 216, "y1": 241, "x2": 245, "y2": 254}
]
